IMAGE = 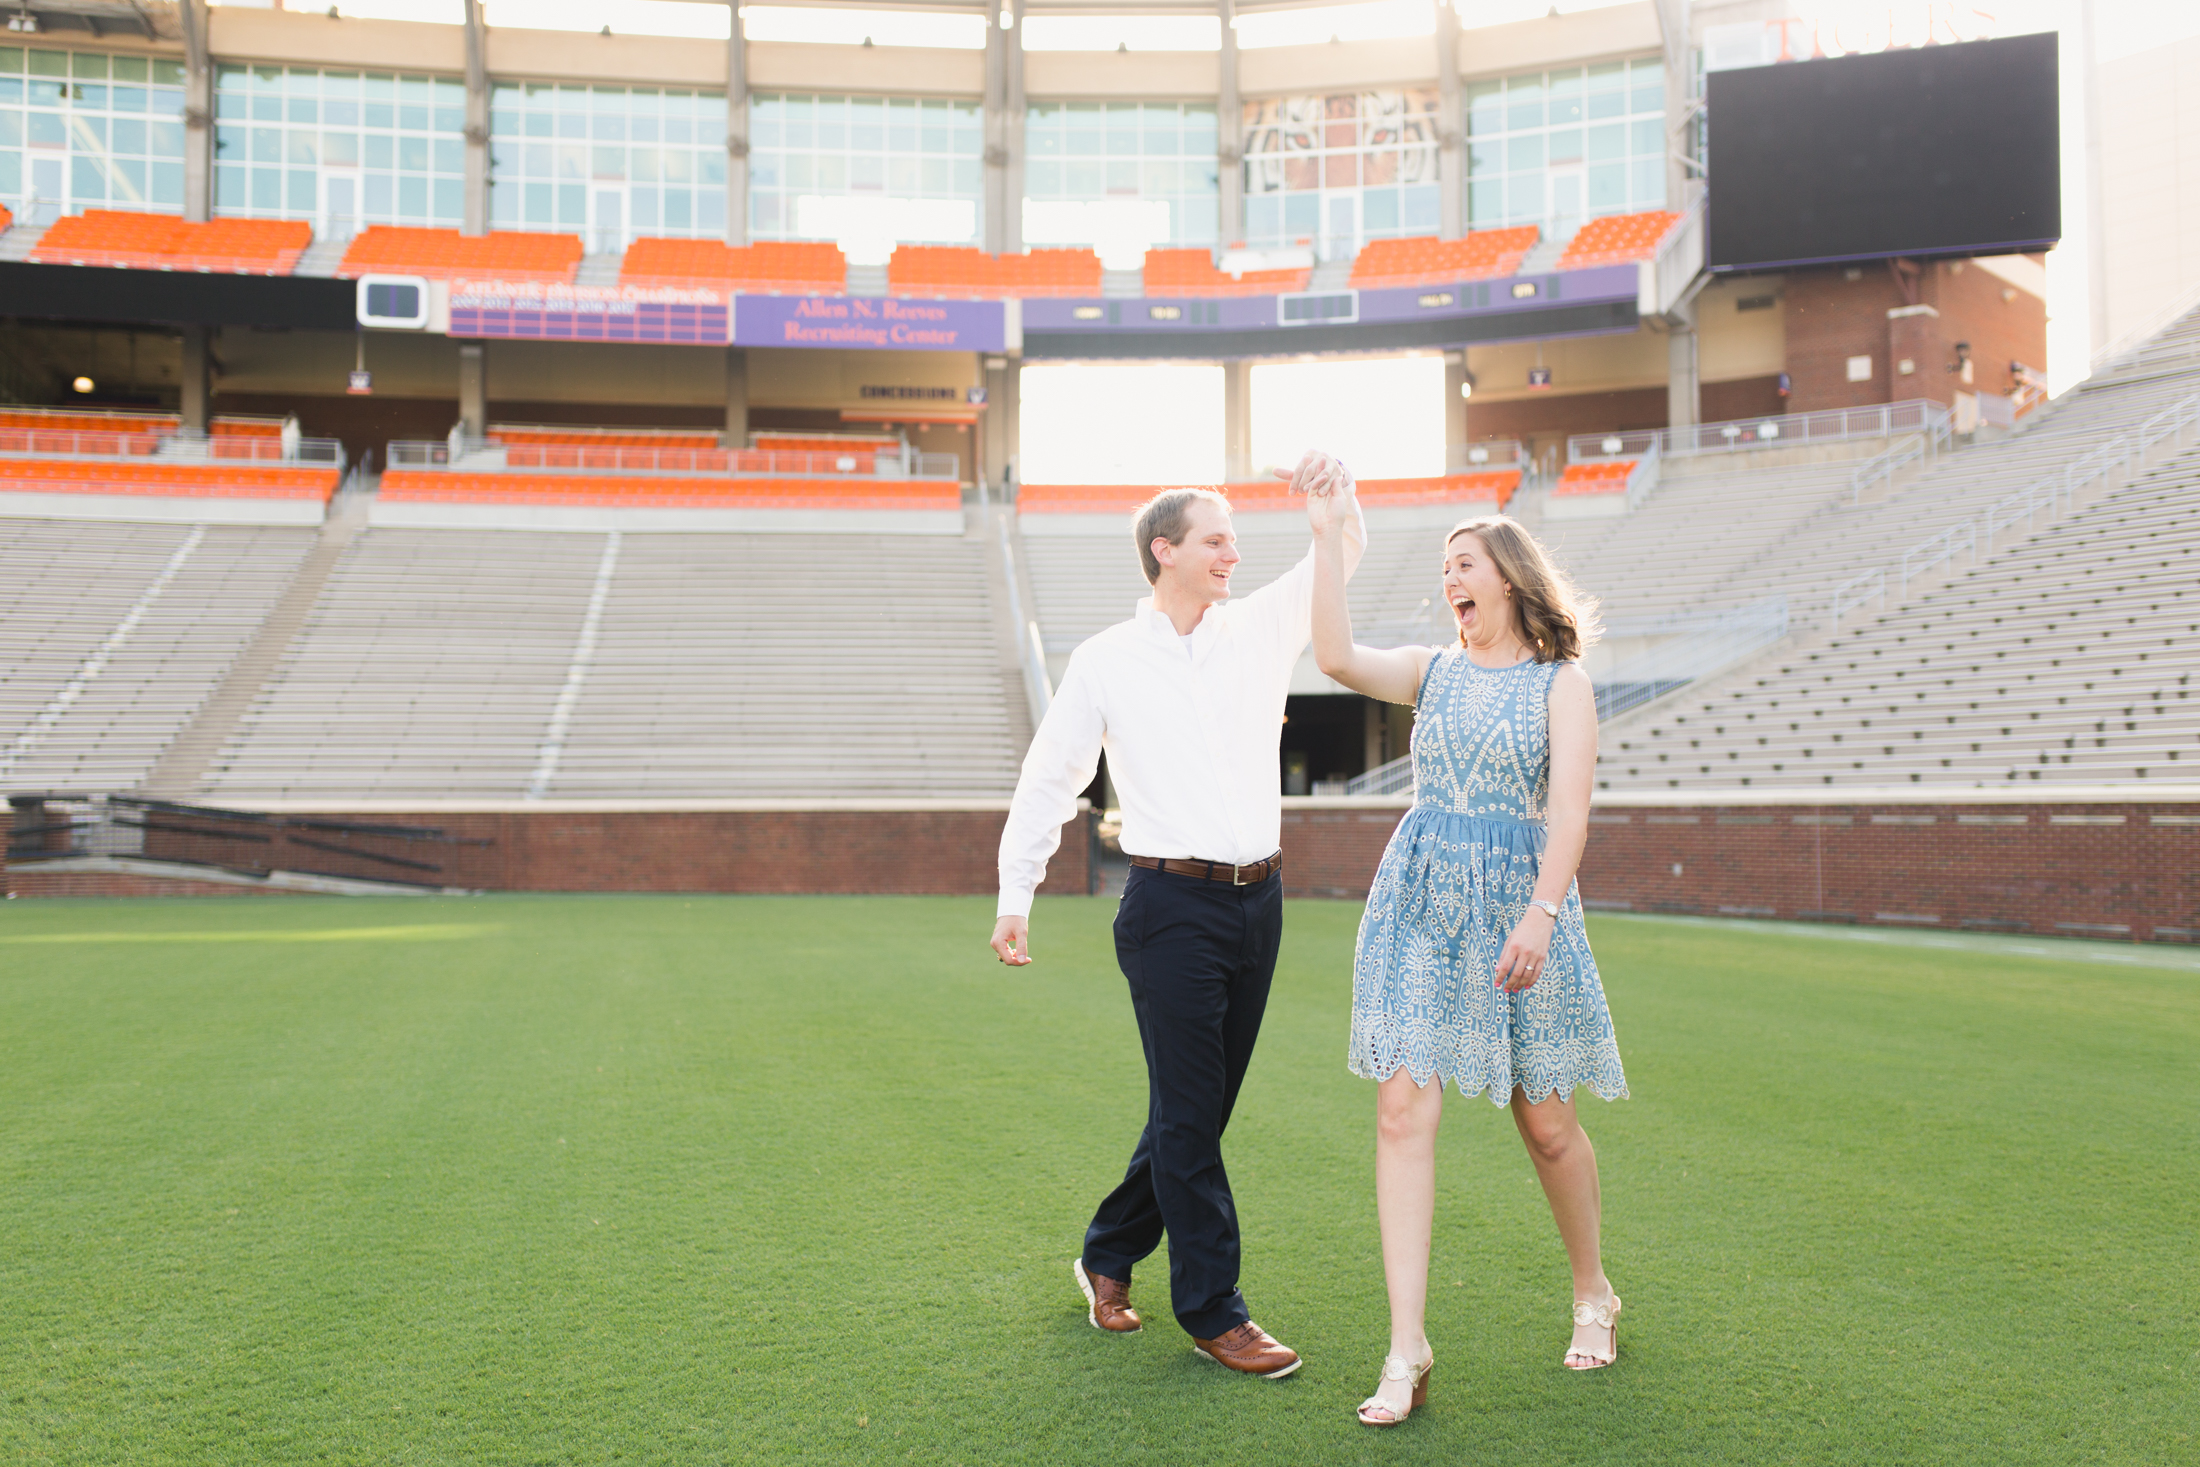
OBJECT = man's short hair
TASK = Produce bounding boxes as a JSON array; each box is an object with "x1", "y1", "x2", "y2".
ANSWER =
[{"x1": 1132, "y1": 488, "x2": 1232, "y2": 585}]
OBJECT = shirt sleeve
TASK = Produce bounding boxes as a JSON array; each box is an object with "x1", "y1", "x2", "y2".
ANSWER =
[
  {"x1": 996, "y1": 646, "x2": 1106, "y2": 918},
  {"x1": 1235, "y1": 477, "x2": 1368, "y2": 663}
]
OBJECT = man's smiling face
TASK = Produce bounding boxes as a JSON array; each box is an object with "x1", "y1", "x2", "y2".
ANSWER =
[{"x1": 1154, "y1": 499, "x2": 1241, "y2": 608}]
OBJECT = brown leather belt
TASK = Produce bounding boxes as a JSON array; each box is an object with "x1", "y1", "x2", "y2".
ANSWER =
[{"x1": 1128, "y1": 852, "x2": 1283, "y2": 886}]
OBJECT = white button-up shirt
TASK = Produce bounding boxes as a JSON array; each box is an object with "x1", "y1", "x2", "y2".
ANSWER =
[{"x1": 997, "y1": 504, "x2": 1366, "y2": 917}]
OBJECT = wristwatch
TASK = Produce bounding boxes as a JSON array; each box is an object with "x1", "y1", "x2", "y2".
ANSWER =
[{"x1": 1527, "y1": 899, "x2": 1560, "y2": 919}]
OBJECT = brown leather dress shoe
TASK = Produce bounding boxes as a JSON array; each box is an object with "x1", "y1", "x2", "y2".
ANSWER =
[
  {"x1": 1073, "y1": 1258, "x2": 1142, "y2": 1333},
  {"x1": 1191, "y1": 1321, "x2": 1301, "y2": 1379}
]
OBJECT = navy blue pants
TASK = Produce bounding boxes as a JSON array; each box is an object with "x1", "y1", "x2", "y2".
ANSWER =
[{"x1": 1081, "y1": 863, "x2": 1283, "y2": 1339}]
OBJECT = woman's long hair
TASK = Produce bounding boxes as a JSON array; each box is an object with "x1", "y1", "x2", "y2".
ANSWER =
[{"x1": 1445, "y1": 515, "x2": 1602, "y2": 664}]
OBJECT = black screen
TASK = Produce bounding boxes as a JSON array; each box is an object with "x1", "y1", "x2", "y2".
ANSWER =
[{"x1": 1706, "y1": 33, "x2": 2060, "y2": 271}]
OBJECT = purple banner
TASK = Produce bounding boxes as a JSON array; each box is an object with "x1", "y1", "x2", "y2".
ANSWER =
[
  {"x1": 735, "y1": 295, "x2": 1004, "y2": 352},
  {"x1": 452, "y1": 302, "x2": 729, "y2": 344}
]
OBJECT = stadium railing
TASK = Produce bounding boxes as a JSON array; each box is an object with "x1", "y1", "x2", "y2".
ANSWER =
[
  {"x1": 1570, "y1": 399, "x2": 1953, "y2": 464},
  {"x1": 385, "y1": 439, "x2": 956, "y2": 479},
  {"x1": 0, "y1": 459, "x2": 342, "y2": 501}
]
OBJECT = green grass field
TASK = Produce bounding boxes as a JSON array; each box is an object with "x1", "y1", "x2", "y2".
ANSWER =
[{"x1": 1, "y1": 895, "x2": 2194, "y2": 1466}]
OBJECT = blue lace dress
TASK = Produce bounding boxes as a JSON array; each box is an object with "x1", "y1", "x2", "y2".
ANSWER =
[{"x1": 1348, "y1": 650, "x2": 1629, "y2": 1105}]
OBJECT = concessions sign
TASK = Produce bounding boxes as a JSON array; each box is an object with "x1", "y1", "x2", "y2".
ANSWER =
[
  {"x1": 448, "y1": 280, "x2": 730, "y2": 344},
  {"x1": 733, "y1": 294, "x2": 1005, "y2": 353}
]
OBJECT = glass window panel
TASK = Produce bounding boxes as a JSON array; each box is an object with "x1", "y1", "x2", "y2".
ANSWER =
[
  {"x1": 216, "y1": 162, "x2": 245, "y2": 207},
  {"x1": 433, "y1": 137, "x2": 461, "y2": 173},
  {"x1": 1632, "y1": 118, "x2": 1662, "y2": 156},
  {"x1": 28, "y1": 110, "x2": 62, "y2": 146},
  {"x1": 398, "y1": 173, "x2": 426, "y2": 216},
  {"x1": 1362, "y1": 187, "x2": 1398, "y2": 232},
  {"x1": 111, "y1": 85, "x2": 145, "y2": 113},
  {"x1": 433, "y1": 176, "x2": 460, "y2": 221},
  {"x1": 1506, "y1": 134, "x2": 1544, "y2": 171},
  {"x1": 664, "y1": 188, "x2": 690, "y2": 228},
  {"x1": 149, "y1": 119, "x2": 182, "y2": 156},
  {"x1": 251, "y1": 126, "x2": 280, "y2": 162},
  {"x1": 110, "y1": 116, "x2": 144, "y2": 154},
  {"x1": 398, "y1": 135, "x2": 428, "y2": 171},
  {"x1": 700, "y1": 149, "x2": 725, "y2": 186},
  {"x1": 287, "y1": 169, "x2": 314, "y2": 209},
  {"x1": 325, "y1": 98, "x2": 359, "y2": 127},
  {"x1": 665, "y1": 116, "x2": 692, "y2": 145},
  {"x1": 1507, "y1": 173, "x2": 1543, "y2": 220},
  {"x1": 28, "y1": 50, "x2": 66, "y2": 77},
  {"x1": 1632, "y1": 156, "x2": 1662, "y2": 206},
  {"x1": 1549, "y1": 69, "x2": 1584, "y2": 125},
  {"x1": 1630, "y1": 78, "x2": 1662, "y2": 114},
  {"x1": 251, "y1": 166, "x2": 280, "y2": 209},
  {"x1": 286, "y1": 130, "x2": 318, "y2": 165},
  {"x1": 364, "y1": 171, "x2": 392, "y2": 215},
  {"x1": 1403, "y1": 184, "x2": 1439, "y2": 232},
  {"x1": 524, "y1": 179, "x2": 551, "y2": 223},
  {"x1": 71, "y1": 51, "x2": 107, "y2": 78},
  {"x1": 1587, "y1": 122, "x2": 1624, "y2": 163},
  {"x1": 1588, "y1": 162, "x2": 1626, "y2": 210},
  {"x1": 365, "y1": 132, "x2": 393, "y2": 169},
  {"x1": 1548, "y1": 128, "x2": 1583, "y2": 165},
  {"x1": 632, "y1": 145, "x2": 659, "y2": 182},
  {"x1": 112, "y1": 54, "x2": 146, "y2": 83},
  {"x1": 150, "y1": 160, "x2": 181, "y2": 205}
]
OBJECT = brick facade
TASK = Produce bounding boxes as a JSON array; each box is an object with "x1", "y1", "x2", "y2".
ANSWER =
[
  {"x1": 1280, "y1": 798, "x2": 2199, "y2": 943},
  {"x1": 12, "y1": 798, "x2": 2193, "y2": 945},
  {"x1": 2, "y1": 802, "x2": 1095, "y2": 901}
]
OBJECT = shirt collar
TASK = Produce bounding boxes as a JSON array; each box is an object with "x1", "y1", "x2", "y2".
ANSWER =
[{"x1": 1133, "y1": 597, "x2": 1224, "y2": 644}]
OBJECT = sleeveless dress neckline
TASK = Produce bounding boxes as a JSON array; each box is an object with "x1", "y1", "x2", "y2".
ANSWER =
[{"x1": 1347, "y1": 647, "x2": 1629, "y2": 1104}]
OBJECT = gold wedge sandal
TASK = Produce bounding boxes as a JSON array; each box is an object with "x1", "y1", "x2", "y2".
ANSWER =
[{"x1": 1355, "y1": 1349, "x2": 1433, "y2": 1426}]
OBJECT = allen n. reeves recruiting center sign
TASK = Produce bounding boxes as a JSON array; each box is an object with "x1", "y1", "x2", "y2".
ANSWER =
[{"x1": 732, "y1": 294, "x2": 1005, "y2": 352}]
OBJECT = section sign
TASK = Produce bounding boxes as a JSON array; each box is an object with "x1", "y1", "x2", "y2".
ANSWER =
[
  {"x1": 734, "y1": 295, "x2": 1004, "y2": 352},
  {"x1": 448, "y1": 280, "x2": 731, "y2": 344}
]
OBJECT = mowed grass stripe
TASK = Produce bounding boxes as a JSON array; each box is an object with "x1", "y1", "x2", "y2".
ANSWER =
[{"x1": 0, "y1": 894, "x2": 2191, "y2": 1466}]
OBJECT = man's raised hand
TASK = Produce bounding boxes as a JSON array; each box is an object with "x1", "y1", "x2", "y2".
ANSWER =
[
  {"x1": 1275, "y1": 449, "x2": 1351, "y2": 537},
  {"x1": 991, "y1": 914, "x2": 1033, "y2": 966}
]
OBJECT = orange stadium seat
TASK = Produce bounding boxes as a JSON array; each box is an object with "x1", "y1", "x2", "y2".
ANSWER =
[
  {"x1": 492, "y1": 427, "x2": 723, "y2": 449},
  {"x1": 1142, "y1": 248, "x2": 1310, "y2": 297},
  {"x1": 1556, "y1": 211, "x2": 1680, "y2": 271},
  {"x1": 1017, "y1": 472, "x2": 1519, "y2": 515},
  {"x1": 336, "y1": 226, "x2": 583, "y2": 283},
  {"x1": 210, "y1": 415, "x2": 286, "y2": 437},
  {"x1": 0, "y1": 458, "x2": 339, "y2": 501},
  {"x1": 0, "y1": 202, "x2": 13, "y2": 234},
  {"x1": 750, "y1": 434, "x2": 897, "y2": 457},
  {"x1": 0, "y1": 406, "x2": 178, "y2": 434},
  {"x1": 1552, "y1": 460, "x2": 1637, "y2": 496},
  {"x1": 377, "y1": 471, "x2": 960, "y2": 512},
  {"x1": 888, "y1": 246, "x2": 1102, "y2": 299},
  {"x1": 621, "y1": 238, "x2": 846, "y2": 293},
  {"x1": 1348, "y1": 228, "x2": 1541, "y2": 289},
  {"x1": 29, "y1": 210, "x2": 312, "y2": 274}
]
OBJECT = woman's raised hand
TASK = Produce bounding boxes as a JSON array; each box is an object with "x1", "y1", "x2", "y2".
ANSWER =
[{"x1": 1493, "y1": 906, "x2": 1556, "y2": 993}]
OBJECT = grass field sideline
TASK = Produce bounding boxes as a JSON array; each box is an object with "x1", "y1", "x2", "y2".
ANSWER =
[{"x1": 1, "y1": 895, "x2": 2193, "y2": 1465}]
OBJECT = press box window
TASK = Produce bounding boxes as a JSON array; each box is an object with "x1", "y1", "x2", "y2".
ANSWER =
[{"x1": 357, "y1": 274, "x2": 430, "y2": 328}]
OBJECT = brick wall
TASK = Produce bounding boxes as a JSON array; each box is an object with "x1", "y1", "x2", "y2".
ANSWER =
[
  {"x1": 2, "y1": 803, "x2": 1096, "y2": 900},
  {"x1": 1782, "y1": 259, "x2": 2047, "y2": 415},
  {"x1": 1280, "y1": 798, "x2": 2199, "y2": 943}
]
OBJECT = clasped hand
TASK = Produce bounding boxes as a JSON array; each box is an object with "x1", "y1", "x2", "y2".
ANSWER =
[{"x1": 1493, "y1": 905, "x2": 1556, "y2": 993}]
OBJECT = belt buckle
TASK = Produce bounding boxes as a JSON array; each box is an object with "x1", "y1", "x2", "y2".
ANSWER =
[{"x1": 1232, "y1": 862, "x2": 1249, "y2": 886}]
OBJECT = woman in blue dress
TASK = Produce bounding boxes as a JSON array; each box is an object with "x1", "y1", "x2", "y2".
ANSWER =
[{"x1": 1307, "y1": 504, "x2": 1628, "y2": 1426}]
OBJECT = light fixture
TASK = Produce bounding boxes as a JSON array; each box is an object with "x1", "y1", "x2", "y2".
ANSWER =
[
  {"x1": 6, "y1": 10, "x2": 38, "y2": 33},
  {"x1": 1600, "y1": 435, "x2": 1623, "y2": 455},
  {"x1": 72, "y1": 375, "x2": 94, "y2": 393}
]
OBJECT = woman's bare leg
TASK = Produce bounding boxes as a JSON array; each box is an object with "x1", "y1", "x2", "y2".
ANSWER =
[
  {"x1": 1509, "y1": 1088, "x2": 1615, "y2": 1366},
  {"x1": 1368, "y1": 1069, "x2": 1446, "y2": 1415}
]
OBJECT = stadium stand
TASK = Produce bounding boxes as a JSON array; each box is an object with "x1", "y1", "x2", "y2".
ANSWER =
[
  {"x1": 0, "y1": 406, "x2": 176, "y2": 435},
  {"x1": 1555, "y1": 210, "x2": 1681, "y2": 271},
  {"x1": 0, "y1": 460, "x2": 340, "y2": 502},
  {"x1": 1141, "y1": 247, "x2": 1311, "y2": 297},
  {"x1": 336, "y1": 226, "x2": 583, "y2": 283},
  {"x1": 619, "y1": 238, "x2": 846, "y2": 293},
  {"x1": 1596, "y1": 445, "x2": 2200, "y2": 789},
  {"x1": 28, "y1": 210, "x2": 312, "y2": 274},
  {"x1": 0, "y1": 520, "x2": 316, "y2": 791},
  {"x1": 377, "y1": 471, "x2": 958, "y2": 511},
  {"x1": 888, "y1": 246, "x2": 1102, "y2": 299},
  {"x1": 1348, "y1": 228, "x2": 1541, "y2": 288},
  {"x1": 198, "y1": 528, "x2": 1022, "y2": 801}
]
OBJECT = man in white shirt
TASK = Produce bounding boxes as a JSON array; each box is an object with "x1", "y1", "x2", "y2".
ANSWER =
[{"x1": 990, "y1": 453, "x2": 1364, "y2": 1379}]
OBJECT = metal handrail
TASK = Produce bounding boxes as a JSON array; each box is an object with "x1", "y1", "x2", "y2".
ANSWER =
[
  {"x1": 1831, "y1": 567, "x2": 1885, "y2": 631},
  {"x1": 1569, "y1": 399, "x2": 1951, "y2": 465},
  {"x1": 1900, "y1": 520, "x2": 1976, "y2": 593},
  {"x1": 0, "y1": 426, "x2": 344, "y2": 466},
  {"x1": 997, "y1": 516, "x2": 1052, "y2": 728}
]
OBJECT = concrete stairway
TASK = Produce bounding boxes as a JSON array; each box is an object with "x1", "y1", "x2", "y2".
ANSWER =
[{"x1": 137, "y1": 487, "x2": 371, "y2": 798}]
